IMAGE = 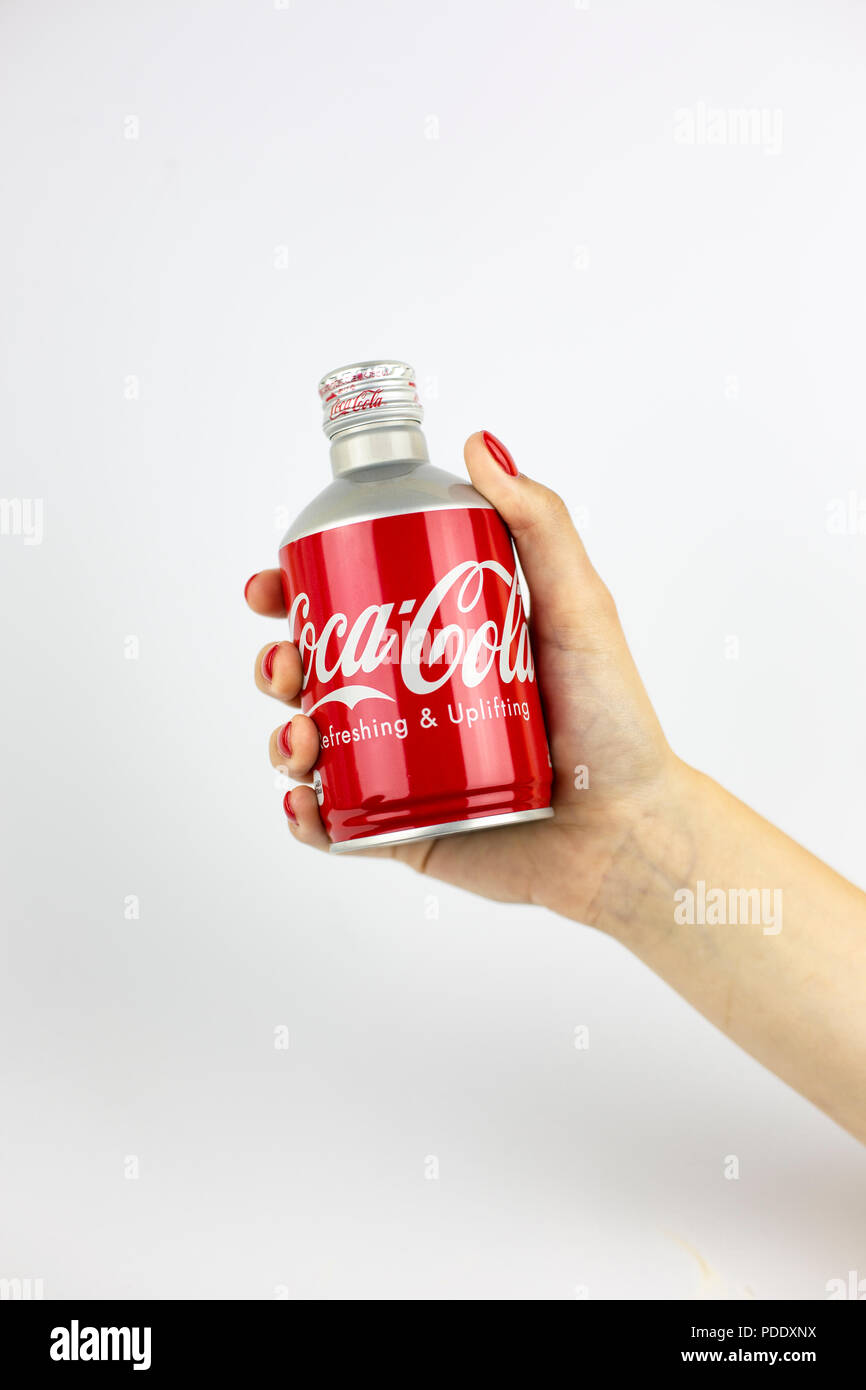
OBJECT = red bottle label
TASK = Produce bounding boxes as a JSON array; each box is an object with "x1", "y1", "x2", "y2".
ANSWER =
[{"x1": 279, "y1": 507, "x2": 552, "y2": 846}]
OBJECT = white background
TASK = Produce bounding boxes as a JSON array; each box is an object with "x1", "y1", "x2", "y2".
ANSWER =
[{"x1": 1, "y1": 0, "x2": 865, "y2": 1299}]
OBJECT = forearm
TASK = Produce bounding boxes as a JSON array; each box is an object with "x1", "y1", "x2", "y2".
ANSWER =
[{"x1": 585, "y1": 760, "x2": 866, "y2": 1141}]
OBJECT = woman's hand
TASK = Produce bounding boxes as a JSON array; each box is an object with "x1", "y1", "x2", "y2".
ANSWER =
[
  {"x1": 247, "y1": 430, "x2": 866, "y2": 1142},
  {"x1": 246, "y1": 431, "x2": 680, "y2": 926}
]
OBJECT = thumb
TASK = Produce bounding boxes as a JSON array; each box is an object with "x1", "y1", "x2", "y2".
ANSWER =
[{"x1": 464, "y1": 431, "x2": 616, "y2": 647}]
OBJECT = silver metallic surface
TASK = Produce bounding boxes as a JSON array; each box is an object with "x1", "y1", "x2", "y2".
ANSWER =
[
  {"x1": 329, "y1": 806, "x2": 554, "y2": 854},
  {"x1": 330, "y1": 423, "x2": 427, "y2": 477},
  {"x1": 275, "y1": 358, "x2": 493, "y2": 541},
  {"x1": 280, "y1": 457, "x2": 492, "y2": 545},
  {"x1": 319, "y1": 360, "x2": 422, "y2": 441}
]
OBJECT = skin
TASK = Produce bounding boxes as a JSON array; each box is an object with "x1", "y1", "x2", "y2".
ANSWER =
[{"x1": 248, "y1": 432, "x2": 866, "y2": 1143}]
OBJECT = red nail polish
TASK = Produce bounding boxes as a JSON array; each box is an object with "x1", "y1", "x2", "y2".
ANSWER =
[
  {"x1": 283, "y1": 790, "x2": 297, "y2": 824},
  {"x1": 482, "y1": 431, "x2": 518, "y2": 477},
  {"x1": 261, "y1": 643, "x2": 280, "y2": 682},
  {"x1": 278, "y1": 721, "x2": 293, "y2": 758},
  {"x1": 244, "y1": 573, "x2": 258, "y2": 601}
]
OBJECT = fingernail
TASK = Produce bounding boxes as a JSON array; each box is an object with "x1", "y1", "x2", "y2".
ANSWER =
[
  {"x1": 244, "y1": 573, "x2": 258, "y2": 601},
  {"x1": 283, "y1": 790, "x2": 297, "y2": 824},
  {"x1": 261, "y1": 643, "x2": 280, "y2": 682},
  {"x1": 278, "y1": 721, "x2": 293, "y2": 758},
  {"x1": 482, "y1": 431, "x2": 518, "y2": 477}
]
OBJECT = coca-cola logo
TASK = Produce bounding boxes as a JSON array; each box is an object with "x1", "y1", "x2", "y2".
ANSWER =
[
  {"x1": 329, "y1": 389, "x2": 384, "y2": 421},
  {"x1": 288, "y1": 560, "x2": 534, "y2": 716}
]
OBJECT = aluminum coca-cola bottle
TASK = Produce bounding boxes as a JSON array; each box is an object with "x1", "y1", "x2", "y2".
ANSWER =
[{"x1": 278, "y1": 360, "x2": 553, "y2": 852}]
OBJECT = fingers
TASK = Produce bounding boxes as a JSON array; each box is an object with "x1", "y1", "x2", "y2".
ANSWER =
[
  {"x1": 247, "y1": 569, "x2": 326, "y2": 848},
  {"x1": 463, "y1": 431, "x2": 620, "y2": 648},
  {"x1": 248, "y1": 569, "x2": 304, "y2": 704},
  {"x1": 246, "y1": 568, "x2": 327, "y2": 851},
  {"x1": 245, "y1": 570, "x2": 287, "y2": 618},
  {"x1": 255, "y1": 640, "x2": 304, "y2": 705},
  {"x1": 269, "y1": 713, "x2": 319, "y2": 783},
  {"x1": 283, "y1": 784, "x2": 330, "y2": 851}
]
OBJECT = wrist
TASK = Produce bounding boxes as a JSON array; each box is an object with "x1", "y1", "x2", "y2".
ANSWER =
[
  {"x1": 552, "y1": 754, "x2": 707, "y2": 942},
  {"x1": 601, "y1": 757, "x2": 708, "y2": 944}
]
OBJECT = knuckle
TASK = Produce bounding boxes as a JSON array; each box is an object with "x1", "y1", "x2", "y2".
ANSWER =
[
  {"x1": 537, "y1": 485, "x2": 571, "y2": 528},
  {"x1": 593, "y1": 577, "x2": 619, "y2": 623}
]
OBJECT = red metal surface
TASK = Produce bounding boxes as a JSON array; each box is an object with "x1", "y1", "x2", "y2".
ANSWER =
[{"x1": 279, "y1": 506, "x2": 552, "y2": 847}]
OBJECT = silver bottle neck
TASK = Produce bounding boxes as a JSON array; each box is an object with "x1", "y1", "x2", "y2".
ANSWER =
[{"x1": 329, "y1": 423, "x2": 429, "y2": 479}]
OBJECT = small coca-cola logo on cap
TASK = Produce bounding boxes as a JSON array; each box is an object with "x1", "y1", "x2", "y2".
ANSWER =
[
  {"x1": 318, "y1": 359, "x2": 422, "y2": 438},
  {"x1": 329, "y1": 389, "x2": 384, "y2": 421}
]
